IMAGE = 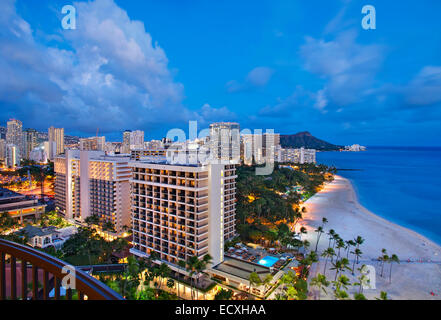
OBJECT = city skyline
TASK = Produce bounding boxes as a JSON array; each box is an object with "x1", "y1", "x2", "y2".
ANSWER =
[{"x1": 1, "y1": 0, "x2": 441, "y2": 146}]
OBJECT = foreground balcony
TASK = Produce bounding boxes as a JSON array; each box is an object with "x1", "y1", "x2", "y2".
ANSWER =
[{"x1": 0, "y1": 239, "x2": 123, "y2": 300}]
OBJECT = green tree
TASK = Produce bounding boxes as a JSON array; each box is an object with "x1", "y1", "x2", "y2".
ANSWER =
[
  {"x1": 310, "y1": 273, "x2": 330, "y2": 300},
  {"x1": 249, "y1": 272, "x2": 262, "y2": 295},
  {"x1": 389, "y1": 254, "x2": 399, "y2": 283},
  {"x1": 321, "y1": 247, "x2": 336, "y2": 274},
  {"x1": 214, "y1": 288, "x2": 234, "y2": 300}
]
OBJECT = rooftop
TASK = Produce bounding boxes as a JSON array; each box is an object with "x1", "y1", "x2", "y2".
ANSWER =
[
  {"x1": 212, "y1": 257, "x2": 272, "y2": 281},
  {"x1": 16, "y1": 225, "x2": 58, "y2": 238}
]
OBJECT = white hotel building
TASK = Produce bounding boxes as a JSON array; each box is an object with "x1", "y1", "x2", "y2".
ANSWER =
[
  {"x1": 54, "y1": 150, "x2": 131, "y2": 235},
  {"x1": 130, "y1": 160, "x2": 237, "y2": 269}
]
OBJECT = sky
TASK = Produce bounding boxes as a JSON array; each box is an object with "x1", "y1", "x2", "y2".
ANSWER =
[{"x1": 1, "y1": 0, "x2": 441, "y2": 146}]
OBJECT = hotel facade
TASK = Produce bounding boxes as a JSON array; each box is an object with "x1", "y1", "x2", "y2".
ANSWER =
[
  {"x1": 54, "y1": 150, "x2": 131, "y2": 235},
  {"x1": 130, "y1": 159, "x2": 237, "y2": 270}
]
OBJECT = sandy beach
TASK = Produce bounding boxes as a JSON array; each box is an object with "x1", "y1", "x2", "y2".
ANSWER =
[{"x1": 302, "y1": 175, "x2": 441, "y2": 300}]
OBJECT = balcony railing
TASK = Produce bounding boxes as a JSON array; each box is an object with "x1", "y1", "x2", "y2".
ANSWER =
[{"x1": 0, "y1": 239, "x2": 123, "y2": 300}]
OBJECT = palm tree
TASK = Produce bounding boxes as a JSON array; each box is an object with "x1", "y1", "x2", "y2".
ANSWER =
[
  {"x1": 310, "y1": 273, "x2": 330, "y2": 300},
  {"x1": 379, "y1": 248, "x2": 389, "y2": 277},
  {"x1": 314, "y1": 226, "x2": 324, "y2": 252},
  {"x1": 354, "y1": 235, "x2": 365, "y2": 250},
  {"x1": 263, "y1": 274, "x2": 273, "y2": 294},
  {"x1": 194, "y1": 254, "x2": 212, "y2": 300},
  {"x1": 332, "y1": 274, "x2": 351, "y2": 300},
  {"x1": 313, "y1": 217, "x2": 328, "y2": 253},
  {"x1": 389, "y1": 254, "x2": 399, "y2": 283},
  {"x1": 167, "y1": 278, "x2": 175, "y2": 292},
  {"x1": 351, "y1": 248, "x2": 363, "y2": 275},
  {"x1": 345, "y1": 240, "x2": 356, "y2": 259},
  {"x1": 249, "y1": 272, "x2": 262, "y2": 295},
  {"x1": 157, "y1": 263, "x2": 171, "y2": 291},
  {"x1": 327, "y1": 229, "x2": 336, "y2": 248},
  {"x1": 330, "y1": 258, "x2": 351, "y2": 281},
  {"x1": 321, "y1": 247, "x2": 336, "y2": 274},
  {"x1": 376, "y1": 291, "x2": 389, "y2": 300},
  {"x1": 177, "y1": 260, "x2": 186, "y2": 299},
  {"x1": 335, "y1": 238, "x2": 345, "y2": 259},
  {"x1": 185, "y1": 256, "x2": 199, "y2": 300}
]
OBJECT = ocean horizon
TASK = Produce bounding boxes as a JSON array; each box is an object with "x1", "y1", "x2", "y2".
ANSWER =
[{"x1": 317, "y1": 146, "x2": 441, "y2": 246}]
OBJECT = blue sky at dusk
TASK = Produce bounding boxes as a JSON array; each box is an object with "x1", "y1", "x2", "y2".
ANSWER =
[{"x1": 1, "y1": 0, "x2": 441, "y2": 146}]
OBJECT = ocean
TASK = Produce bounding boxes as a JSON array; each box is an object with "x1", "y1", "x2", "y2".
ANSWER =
[{"x1": 317, "y1": 147, "x2": 441, "y2": 246}]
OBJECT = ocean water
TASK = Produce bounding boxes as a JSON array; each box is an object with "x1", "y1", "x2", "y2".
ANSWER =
[{"x1": 317, "y1": 147, "x2": 441, "y2": 246}]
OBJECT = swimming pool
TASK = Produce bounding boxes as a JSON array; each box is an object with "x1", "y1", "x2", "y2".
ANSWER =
[{"x1": 257, "y1": 256, "x2": 279, "y2": 268}]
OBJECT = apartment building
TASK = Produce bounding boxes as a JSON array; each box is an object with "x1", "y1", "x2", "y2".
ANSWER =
[
  {"x1": 130, "y1": 160, "x2": 237, "y2": 271},
  {"x1": 6, "y1": 119, "x2": 23, "y2": 160},
  {"x1": 48, "y1": 127, "x2": 65, "y2": 156},
  {"x1": 278, "y1": 147, "x2": 316, "y2": 164},
  {"x1": 79, "y1": 136, "x2": 106, "y2": 151},
  {"x1": 122, "y1": 130, "x2": 145, "y2": 153},
  {"x1": 241, "y1": 133, "x2": 281, "y2": 165},
  {"x1": 54, "y1": 150, "x2": 131, "y2": 235},
  {"x1": 130, "y1": 148, "x2": 167, "y2": 161},
  {"x1": 209, "y1": 122, "x2": 240, "y2": 164},
  {"x1": 24, "y1": 129, "x2": 37, "y2": 160}
]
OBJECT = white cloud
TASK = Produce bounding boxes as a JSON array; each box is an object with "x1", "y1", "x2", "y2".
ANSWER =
[
  {"x1": 0, "y1": 0, "x2": 187, "y2": 133},
  {"x1": 300, "y1": 30, "x2": 384, "y2": 107}
]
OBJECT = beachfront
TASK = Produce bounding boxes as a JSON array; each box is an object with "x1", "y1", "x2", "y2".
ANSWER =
[{"x1": 303, "y1": 175, "x2": 441, "y2": 300}]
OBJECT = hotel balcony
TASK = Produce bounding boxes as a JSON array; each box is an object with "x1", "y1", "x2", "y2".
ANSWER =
[{"x1": 0, "y1": 239, "x2": 123, "y2": 300}]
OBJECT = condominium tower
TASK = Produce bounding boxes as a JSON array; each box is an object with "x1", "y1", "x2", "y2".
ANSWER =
[
  {"x1": 48, "y1": 127, "x2": 65, "y2": 156},
  {"x1": 6, "y1": 119, "x2": 23, "y2": 160},
  {"x1": 209, "y1": 122, "x2": 240, "y2": 164},
  {"x1": 24, "y1": 129, "x2": 37, "y2": 160},
  {"x1": 79, "y1": 136, "x2": 106, "y2": 151}
]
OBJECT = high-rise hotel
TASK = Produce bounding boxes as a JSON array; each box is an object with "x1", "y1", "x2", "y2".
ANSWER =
[
  {"x1": 130, "y1": 159, "x2": 237, "y2": 269},
  {"x1": 54, "y1": 150, "x2": 131, "y2": 235}
]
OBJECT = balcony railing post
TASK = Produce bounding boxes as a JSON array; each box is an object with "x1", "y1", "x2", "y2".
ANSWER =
[
  {"x1": 32, "y1": 265, "x2": 38, "y2": 300},
  {"x1": 0, "y1": 252, "x2": 5, "y2": 300},
  {"x1": 54, "y1": 277, "x2": 60, "y2": 300},
  {"x1": 43, "y1": 271, "x2": 49, "y2": 300},
  {"x1": 21, "y1": 260, "x2": 27, "y2": 300},
  {"x1": 11, "y1": 256, "x2": 17, "y2": 300}
]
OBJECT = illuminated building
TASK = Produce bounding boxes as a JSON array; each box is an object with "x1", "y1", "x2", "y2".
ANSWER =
[
  {"x1": 24, "y1": 128, "x2": 37, "y2": 160},
  {"x1": 79, "y1": 136, "x2": 106, "y2": 151},
  {"x1": 54, "y1": 150, "x2": 131, "y2": 236},
  {"x1": 0, "y1": 187, "x2": 46, "y2": 223},
  {"x1": 278, "y1": 147, "x2": 316, "y2": 164},
  {"x1": 48, "y1": 127, "x2": 65, "y2": 157},
  {"x1": 130, "y1": 159, "x2": 237, "y2": 272},
  {"x1": 209, "y1": 122, "x2": 240, "y2": 164},
  {"x1": 6, "y1": 119, "x2": 23, "y2": 160}
]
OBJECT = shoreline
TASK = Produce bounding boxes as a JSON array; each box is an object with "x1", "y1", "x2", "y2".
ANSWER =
[
  {"x1": 302, "y1": 175, "x2": 441, "y2": 299},
  {"x1": 346, "y1": 176, "x2": 441, "y2": 257}
]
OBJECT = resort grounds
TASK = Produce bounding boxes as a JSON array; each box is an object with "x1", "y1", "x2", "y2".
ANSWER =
[{"x1": 303, "y1": 175, "x2": 441, "y2": 300}]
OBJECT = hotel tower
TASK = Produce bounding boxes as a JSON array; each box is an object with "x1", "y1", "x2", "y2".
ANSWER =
[
  {"x1": 130, "y1": 157, "x2": 237, "y2": 271},
  {"x1": 54, "y1": 150, "x2": 131, "y2": 235}
]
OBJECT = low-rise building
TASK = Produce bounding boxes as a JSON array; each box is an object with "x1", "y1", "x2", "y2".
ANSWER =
[
  {"x1": 15, "y1": 225, "x2": 77, "y2": 249},
  {"x1": 0, "y1": 188, "x2": 46, "y2": 223}
]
